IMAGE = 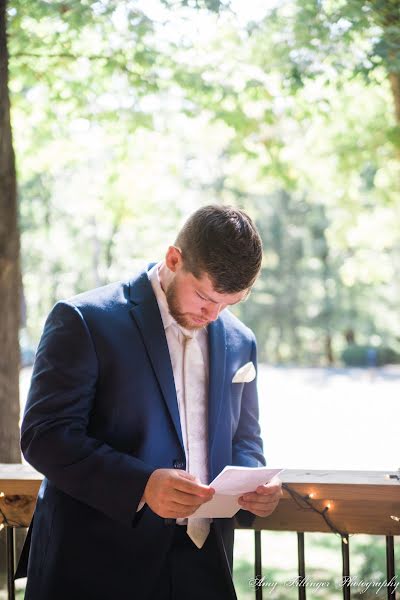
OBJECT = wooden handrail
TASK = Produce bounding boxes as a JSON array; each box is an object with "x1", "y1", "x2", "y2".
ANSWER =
[
  {"x1": 241, "y1": 469, "x2": 400, "y2": 536},
  {"x1": 0, "y1": 465, "x2": 399, "y2": 534}
]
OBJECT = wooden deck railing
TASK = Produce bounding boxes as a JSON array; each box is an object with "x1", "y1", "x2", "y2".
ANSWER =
[{"x1": 1, "y1": 465, "x2": 399, "y2": 599}]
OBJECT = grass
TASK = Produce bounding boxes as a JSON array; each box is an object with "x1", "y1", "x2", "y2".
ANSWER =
[{"x1": 233, "y1": 530, "x2": 400, "y2": 600}]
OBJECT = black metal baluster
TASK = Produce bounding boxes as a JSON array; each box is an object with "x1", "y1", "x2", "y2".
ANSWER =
[
  {"x1": 386, "y1": 536, "x2": 395, "y2": 600},
  {"x1": 6, "y1": 526, "x2": 15, "y2": 600},
  {"x1": 341, "y1": 535, "x2": 350, "y2": 600},
  {"x1": 297, "y1": 532, "x2": 306, "y2": 600},
  {"x1": 255, "y1": 530, "x2": 262, "y2": 600}
]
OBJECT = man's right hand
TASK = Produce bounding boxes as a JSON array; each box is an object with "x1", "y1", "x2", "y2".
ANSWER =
[{"x1": 143, "y1": 469, "x2": 214, "y2": 519}]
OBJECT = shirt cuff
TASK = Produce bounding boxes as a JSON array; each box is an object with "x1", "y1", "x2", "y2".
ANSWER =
[{"x1": 136, "y1": 498, "x2": 146, "y2": 512}]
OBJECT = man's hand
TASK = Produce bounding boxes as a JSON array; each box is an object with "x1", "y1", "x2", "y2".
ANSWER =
[
  {"x1": 238, "y1": 476, "x2": 283, "y2": 518},
  {"x1": 143, "y1": 469, "x2": 215, "y2": 519}
]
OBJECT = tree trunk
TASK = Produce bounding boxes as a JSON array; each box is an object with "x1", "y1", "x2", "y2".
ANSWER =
[
  {"x1": 388, "y1": 72, "x2": 400, "y2": 125},
  {"x1": 379, "y1": 5, "x2": 400, "y2": 154},
  {"x1": 324, "y1": 333, "x2": 334, "y2": 366},
  {"x1": 0, "y1": 0, "x2": 21, "y2": 463}
]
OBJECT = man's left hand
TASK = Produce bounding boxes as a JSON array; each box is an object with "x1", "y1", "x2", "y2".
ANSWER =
[{"x1": 238, "y1": 476, "x2": 283, "y2": 517}]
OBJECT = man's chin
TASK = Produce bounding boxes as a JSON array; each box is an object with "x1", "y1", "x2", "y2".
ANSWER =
[
  {"x1": 176, "y1": 315, "x2": 208, "y2": 330},
  {"x1": 190, "y1": 323, "x2": 208, "y2": 331}
]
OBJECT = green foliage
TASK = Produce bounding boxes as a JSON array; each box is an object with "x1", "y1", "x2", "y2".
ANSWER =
[
  {"x1": 5, "y1": 0, "x2": 400, "y2": 363},
  {"x1": 160, "y1": 0, "x2": 227, "y2": 10},
  {"x1": 342, "y1": 344, "x2": 400, "y2": 366},
  {"x1": 234, "y1": 531, "x2": 400, "y2": 600},
  {"x1": 262, "y1": 0, "x2": 400, "y2": 82}
]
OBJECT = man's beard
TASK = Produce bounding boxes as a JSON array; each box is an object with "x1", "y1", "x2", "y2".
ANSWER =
[{"x1": 165, "y1": 278, "x2": 205, "y2": 331}]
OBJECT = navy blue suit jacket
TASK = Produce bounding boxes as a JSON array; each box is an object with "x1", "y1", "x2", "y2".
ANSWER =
[{"x1": 18, "y1": 264, "x2": 265, "y2": 599}]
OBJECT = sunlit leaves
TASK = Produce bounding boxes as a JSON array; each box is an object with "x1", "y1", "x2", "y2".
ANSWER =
[{"x1": 6, "y1": 0, "x2": 400, "y2": 362}]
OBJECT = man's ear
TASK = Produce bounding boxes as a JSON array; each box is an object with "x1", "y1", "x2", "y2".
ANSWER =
[{"x1": 165, "y1": 246, "x2": 183, "y2": 273}]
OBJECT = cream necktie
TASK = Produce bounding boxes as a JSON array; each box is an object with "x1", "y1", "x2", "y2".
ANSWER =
[{"x1": 182, "y1": 332, "x2": 210, "y2": 549}]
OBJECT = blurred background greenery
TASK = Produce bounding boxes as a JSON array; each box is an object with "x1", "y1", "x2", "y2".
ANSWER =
[
  {"x1": 1, "y1": 1, "x2": 400, "y2": 598},
  {"x1": 232, "y1": 530, "x2": 400, "y2": 600},
  {"x1": 7, "y1": 0, "x2": 400, "y2": 364}
]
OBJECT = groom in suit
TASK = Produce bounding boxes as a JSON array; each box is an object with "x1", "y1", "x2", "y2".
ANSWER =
[{"x1": 18, "y1": 204, "x2": 282, "y2": 599}]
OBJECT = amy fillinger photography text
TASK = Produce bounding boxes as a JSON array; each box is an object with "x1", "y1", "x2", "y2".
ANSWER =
[{"x1": 249, "y1": 575, "x2": 399, "y2": 596}]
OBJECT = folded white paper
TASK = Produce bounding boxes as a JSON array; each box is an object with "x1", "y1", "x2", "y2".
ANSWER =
[{"x1": 192, "y1": 466, "x2": 283, "y2": 518}]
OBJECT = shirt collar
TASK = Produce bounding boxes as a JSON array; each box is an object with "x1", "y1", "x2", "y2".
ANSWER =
[{"x1": 148, "y1": 261, "x2": 175, "y2": 331}]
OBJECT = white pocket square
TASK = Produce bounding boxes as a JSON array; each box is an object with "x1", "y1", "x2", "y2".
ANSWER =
[{"x1": 232, "y1": 361, "x2": 256, "y2": 383}]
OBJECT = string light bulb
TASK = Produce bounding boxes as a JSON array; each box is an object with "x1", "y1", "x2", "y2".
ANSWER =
[
  {"x1": 390, "y1": 515, "x2": 400, "y2": 522},
  {"x1": 282, "y1": 483, "x2": 348, "y2": 541},
  {"x1": 0, "y1": 523, "x2": 4, "y2": 532},
  {"x1": 0, "y1": 492, "x2": 5, "y2": 498}
]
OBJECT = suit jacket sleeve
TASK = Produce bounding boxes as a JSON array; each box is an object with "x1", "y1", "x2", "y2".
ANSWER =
[{"x1": 20, "y1": 301, "x2": 154, "y2": 527}]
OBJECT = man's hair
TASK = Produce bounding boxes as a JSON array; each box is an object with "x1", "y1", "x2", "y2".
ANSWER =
[{"x1": 175, "y1": 204, "x2": 263, "y2": 293}]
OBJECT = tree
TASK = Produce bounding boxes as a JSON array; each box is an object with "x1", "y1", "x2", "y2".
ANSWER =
[
  {"x1": 0, "y1": 0, "x2": 230, "y2": 463},
  {"x1": 262, "y1": 0, "x2": 400, "y2": 146},
  {"x1": 0, "y1": 0, "x2": 20, "y2": 462},
  {"x1": 3, "y1": 0, "x2": 400, "y2": 373}
]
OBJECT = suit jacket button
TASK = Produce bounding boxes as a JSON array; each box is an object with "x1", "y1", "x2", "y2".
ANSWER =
[{"x1": 173, "y1": 459, "x2": 185, "y2": 469}]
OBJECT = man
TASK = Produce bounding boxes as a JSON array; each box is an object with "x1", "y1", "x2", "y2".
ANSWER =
[{"x1": 17, "y1": 205, "x2": 282, "y2": 599}]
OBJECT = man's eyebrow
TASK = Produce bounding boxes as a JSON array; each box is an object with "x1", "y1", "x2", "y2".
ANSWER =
[
  {"x1": 196, "y1": 288, "x2": 219, "y2": 303},
  {"x1": 196, "y1": 287, "x2": 248, "y2": 305}
]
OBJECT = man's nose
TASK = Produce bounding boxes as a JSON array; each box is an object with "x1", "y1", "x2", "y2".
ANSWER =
[{"x1": 204, "y1": 303, "x2": 222, "y2": 321}]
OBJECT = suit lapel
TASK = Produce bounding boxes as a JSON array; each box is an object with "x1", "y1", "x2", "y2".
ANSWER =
[
  {"x1": 128, "y1": 268, "x2": 184, "y2": 452},
  {"x1": 207, "y1": 317, "x2": 226, "y2": 458}
]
